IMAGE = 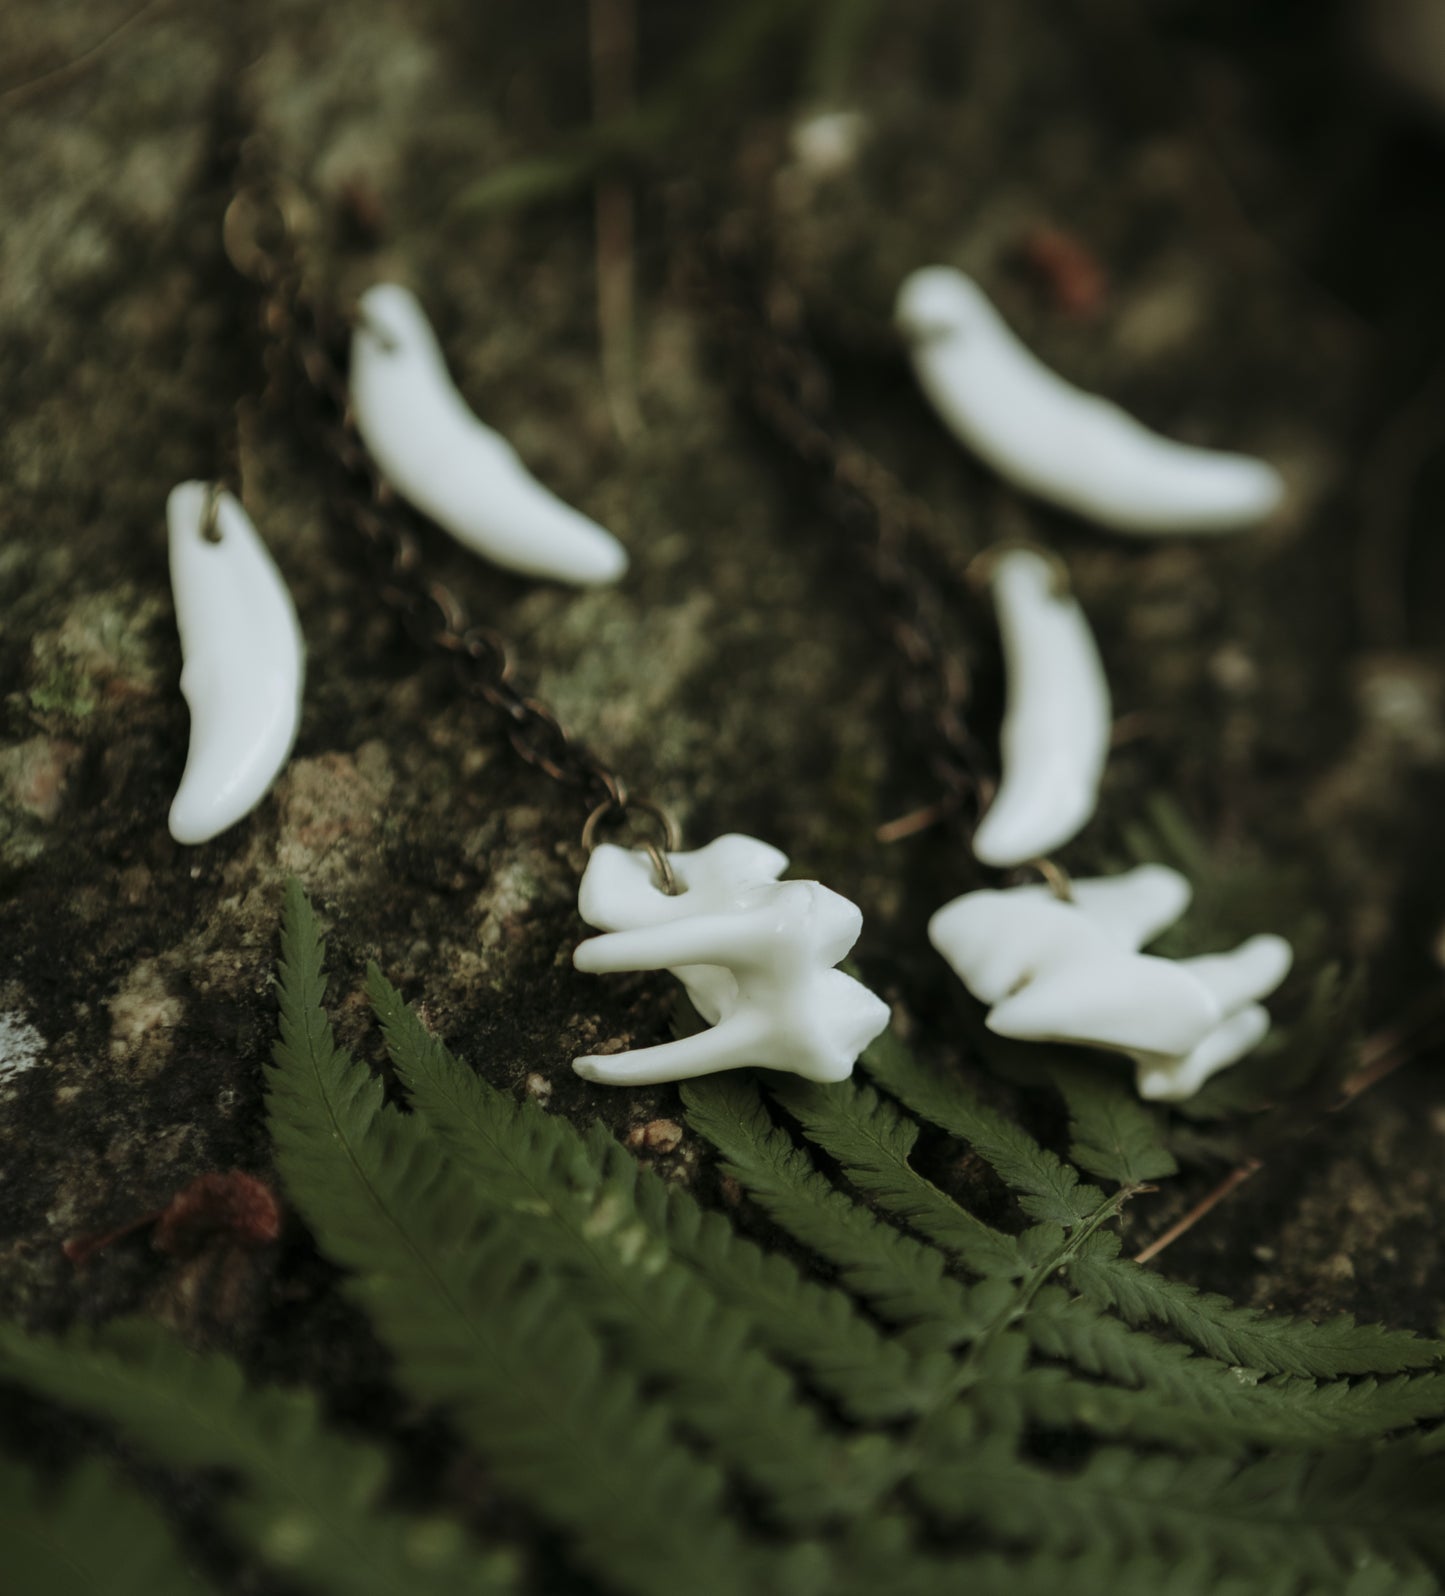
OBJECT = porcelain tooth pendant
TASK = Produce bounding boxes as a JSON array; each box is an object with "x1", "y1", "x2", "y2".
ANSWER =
[
  {"x1": 573, "y1": 833, "x2": 891, "y2": 1086},
  {"x1": 928, "y1": 864, "x2": 1292, "y2": 1101},
  {"x1": 167, "y1": 482, "x2": 304, "y2": 845},
  {"x1": 895, "y1": 266, "x2": 1285, "y2": 535},
  {"x1": 972, "y1": 547, "x2": 1110, "y2": 867},
  {"x1": 349, "y1": 284, "x2": 629, "y2": 586}
]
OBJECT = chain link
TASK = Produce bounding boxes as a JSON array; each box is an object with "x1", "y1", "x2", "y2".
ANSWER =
[
  {"x1": 222, "y1": 144, "x2": 662, "y2": 850},
  {"x1": 701, "y1": 240, "x2": 996, "y2": 830}
]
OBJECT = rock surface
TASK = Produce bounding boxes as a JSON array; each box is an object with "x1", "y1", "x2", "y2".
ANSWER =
[{"x1": 3, "y1": 0, "x2": 1445, "y2": 1572}]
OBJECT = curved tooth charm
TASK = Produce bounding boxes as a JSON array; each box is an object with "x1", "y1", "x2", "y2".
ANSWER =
[
  {"x1": 167, "y1": 482, "x2": 304, "y2": 845},
  {"x1": 895, "y1": 267, "x2": 1285, "y2": 535},
  {"x1": 971, "y1": 547, "x2": 1110, "y2": 867},
  {"x1": 573, "y1": 833, "x2": 891, "y2": 1087},
  {"x1": 928, "y1": 864, "x2": 1292, "y2": 1101},
  {"x1": 349, "y1": 284, "x2": 628, "y2": 586}
]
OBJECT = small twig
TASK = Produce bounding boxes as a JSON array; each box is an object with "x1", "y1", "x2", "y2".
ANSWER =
[
  {"x1": 589, "y1": 0, "x2": 642, "y2": 442},
  {"x1": 1132, "y1": 987, "x2": 1445, "y2": 1265},
  {"x1": 0, "y1": 0, "x2": 170, "y2": 107},
  {"x1": 1132, "y1": 1161, "x2": 1261, "y2": 1266},
  {"x1": 875, "y1": 797, "x2": 957, "y2": 844}
]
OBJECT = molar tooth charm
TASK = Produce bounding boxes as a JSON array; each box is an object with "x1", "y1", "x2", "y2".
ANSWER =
[
  {"x1": 573, "y1": 833, "x2": 891, "y2": 1087},
  {"x1": 349, "y1": 283, "x2": 628, "y2": 586},
  {"x1": 167, "y1": 483, "x2": 304, "y2": 845},
  {"x1": 928, "y1": 864, "x2": 1292, "y2": 1100},
  {"x1": 894, "y1": 266, "x2": 1285, "y2": 535},
  {"x1": 971, "y1": 548, "x2": 1110, "y2": 867}
]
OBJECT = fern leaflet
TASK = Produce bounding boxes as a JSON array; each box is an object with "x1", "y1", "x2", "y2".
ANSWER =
[
  {"x1": 631, "y1": 1162, "x2": 955, "y2": 1421},
  {"x1": 1071, "y1": 1231, "x2": 1445, "y2": 1377},
  {"x1": 859, "y1": 1029, "x2": 1105, "y2": 1223},
  {"x1": 1, "y1": 1452, "x2": 213, "y2": 1596},
  {"x1": 1048, "y1": 1062, "x2": 1179, "y2": 1184},
  {"x1": 766, "y1": 1074, "x2": 1025, "y2": 1277},
  {"x1": 681, "y1": 1071, "x2": 987, "y2": 1347},
  {"x1": 0, "y1": 1317, "x2": 513, "y2": 1596},
  {"x1": 915, "y1": 1434, "x2": 1445, "y2": 1579}
]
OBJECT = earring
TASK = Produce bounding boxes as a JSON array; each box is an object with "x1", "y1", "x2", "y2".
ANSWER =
[
  {"x1": 349, "y1": 283, "x2": 629, "y2": 586},
  {"x1": 166, "y1": 482, "x2": 304, "y2": 846}
]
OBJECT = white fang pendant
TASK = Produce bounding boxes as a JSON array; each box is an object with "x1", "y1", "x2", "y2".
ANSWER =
[
  {"x1": 167, "y1": 483, "x2": 304, "y2": 845},
  {"x1": 349, "y1": 284, "x2": 628, "y2": 586},
  {"x1": 928, "y1": 865, "x2": 1292, "y2": 1101},
  {"x1": 895, "y1": 267, "x2": 1284, "y2": 535},
  {"x1": 573, "y1": 833, "x2": 891, "y2": 1086},
  {"x1": 972, "y1": 548, "x2": 1110, "y2": 868}
]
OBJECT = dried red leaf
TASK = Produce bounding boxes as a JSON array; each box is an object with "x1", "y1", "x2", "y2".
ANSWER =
[
  {"x1": 1020, "y1": 224, "x2": 1109, "y2": 318},
  {"x1": 152, "y1": 1170, "x2": 282, "y2": 1257}
]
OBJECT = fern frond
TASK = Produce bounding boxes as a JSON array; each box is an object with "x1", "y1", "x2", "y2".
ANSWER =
[
  {"x1": 367, "y1": 968, "x2": 898, "y2": 1528},
  {"x1": 1048, "y1": 1063, "x2": 1178, "y2": 1184},
  {"x1": 836, "y1": 1541, "x2": 1436, "y2": 1596},
  {"x1": 859, "y1": 1029, "x2": 1105, "y2": 1224},
  {"x1": 766, "y1": 1074, "x2": 1025, "y2": 1276},
  {"x1": 268, "y1": 883, "x2": 764, "y2": 1596},
  {"x1": 915, "y1": 1435, "x2": 1445, "y2": 1579},
  {"x1": 1, "y1": 1452, "x2": 213, "y2": 1596},
  {"x1": 1071, "y1": 1232, "x2": 1445, "y2": 1377},
  {"x1": 0, "y1": 1319, "x2": 511, "y2": 1596},
  {"x1": 681, "y1": 1072, "x2": 986, "y2": 1348}
]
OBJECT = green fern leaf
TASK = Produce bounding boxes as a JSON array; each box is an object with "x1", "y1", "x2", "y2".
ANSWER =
[
  {"x1": 1, "y1": 1453, "x2": 213, "y2": 1596},
  {"x1": 859, "y1": 1029, "x2": 1106, "y2": 1224},
  {"x1": 367, "y1": 967, "x2": 899, "y2": 1527},
  {"x1": 681, "y1": 1071, "x2": 986, "y2": 1348},
  {"x1": 847, "y1": 1545, "x2": 1438, "y2": 1596},
  {"x1": 0, "y1": 1318, "x2": 511, "y2": 1596},
  {"x1": 915, "y1": 1436, "x2": 1445, "y2": 1578},
  {"x1": 766, "y1": 1074, "x2": 1025, "y2": 1276},
  {"x1": 1048, "y1": 1062, "x2": 1179, "y2": 1184},
  {"x1": 1071, "y1": 1231, "x2": 1445, "y2": 1377},
  {"x1": 267, "y1": 882, "x2": 766, "y2": 1596},
  {"x1": 1014, "y1": 1293, "x2": 1445, "y2": 1449}
]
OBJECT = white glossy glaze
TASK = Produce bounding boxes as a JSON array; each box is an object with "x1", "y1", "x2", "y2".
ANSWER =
[
  {"x1": 573, "y1": 833, "x2": 890, "y2": 1086},
  {"x1": 929, "y1": 865, "x2": 1291, "y2": 1099},
  {"x1": 971, "y1": 548, "x2": 1111, "y2": 867},
  {"x1": 350, "y1": 284, "x2": 628, "y2": 585},
  {"x1": 167, "y1": 483, "x2": 304, "y2": 845},
  {"x1": 895, "y1": 267, "x2": 1285, "y2": 535}
]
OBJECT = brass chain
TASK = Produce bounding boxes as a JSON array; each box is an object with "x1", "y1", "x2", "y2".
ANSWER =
[
  {"x1": 701, "y1": 240, "x2": 996, "y2": 833},
  {"x1": 220, "y1": 151, "x2": 677, "y2": 870},
  {"x1": 700, "y1": 237, "x2": 1075, "y2": 900}
]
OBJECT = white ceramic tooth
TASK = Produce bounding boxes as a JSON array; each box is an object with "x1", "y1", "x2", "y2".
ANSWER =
[
  {"x1": 971, "y1": 547, "x2": 1111, "y2": 868},
  {"x1": 1177, "y1": 934, "x2": 1293, "y2": 1014},
  {"x1": 929, "y1": 867, "x2": 1291, "y2": 1098},
  {"x1": 573, "y1": 834, "x2": 890, "y2": 1087},
  {"x1": 1043, "y1": 864, "x2": 1192, "y2": 948},
  {"x1": 167, "y1": 483, "x2": 304, "y2": 845},
  {"x1": 985, "y1": 951, "x2": 1221, "y2": 1059},
  {"x1": 895, "y1": 266, "x2": 1285, "y2": 535},
  {"x1": 927, "y1": 865, "x2": 1192, "y2": 1006},
  {"x1": 349, "y1": 284, "x2": 628, "y2": 586},
  {"x1": 1136, "y1": 1004, "x2": 1272, "y2": 1102}
]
